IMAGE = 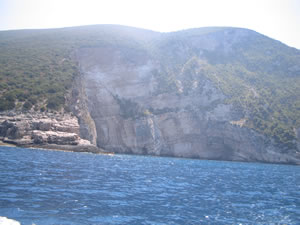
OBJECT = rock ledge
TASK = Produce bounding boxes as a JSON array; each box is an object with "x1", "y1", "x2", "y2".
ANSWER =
[{"x1": 0, "y1": 111, "x2": 106, "y2": 154}]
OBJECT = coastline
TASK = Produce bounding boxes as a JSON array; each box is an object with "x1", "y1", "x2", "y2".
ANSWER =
[
  {"x1": 0, "y1": 140, "x2": 113, "y2": 155},
  {"x1": 0, "y1": 140, "x2": 16, "y2": 147},
  {"x1": 1, "y1": 140, "x2": 299, "y2": 165},
  {"x1": 0, "y1": 112, "x2": 298, "y2": 165},
  {"x1": 0, "y1": 111, "x2": 114, "y2": 155}
]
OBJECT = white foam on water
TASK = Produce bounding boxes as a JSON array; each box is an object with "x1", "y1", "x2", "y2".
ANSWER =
[{"x1": 0, "y1": 217, "x2": 21, "y2": 225}]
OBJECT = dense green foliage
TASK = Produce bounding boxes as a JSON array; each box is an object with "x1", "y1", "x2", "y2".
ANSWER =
[
  {"x1": 0, "y1": 25, "x2": 156, "y2": 112},
  {"x1": 0, "y1": 30, "x2": 75, "y2": 111}
]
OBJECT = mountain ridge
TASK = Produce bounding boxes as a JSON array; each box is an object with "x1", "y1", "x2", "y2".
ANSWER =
[{"x1": 0, "y1": 25, "x2": 299, "y2": 164}]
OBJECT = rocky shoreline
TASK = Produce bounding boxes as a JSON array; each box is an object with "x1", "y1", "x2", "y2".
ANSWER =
[
  {"x1": 0, "y1": 111, "x2": 299, "y2": 165},
  {"x1": 0, "y1": 111, "x2": 107, "y2": 154}
]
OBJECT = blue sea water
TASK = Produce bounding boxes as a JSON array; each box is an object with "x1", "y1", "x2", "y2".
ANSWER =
[{"x1": 0, "y1": 146, "x2": 299, "y2": 225}]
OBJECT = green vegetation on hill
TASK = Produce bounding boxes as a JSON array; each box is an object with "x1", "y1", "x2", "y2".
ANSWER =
[
  {"x1": 196, "y1": 59, "x2": 299, "y2": 149},
  {"x1": 0, "y1": 25, "x2": 299, "y2": 150},
  {"x1": 0, "y1": 25, "x2": 157, "y2": 112},
  {"x1": 153, "y1": 28, "x2": 300, "y2": 150},
  {"x1": 0, "y1": 30, "x2": 75, "y2": 111}
]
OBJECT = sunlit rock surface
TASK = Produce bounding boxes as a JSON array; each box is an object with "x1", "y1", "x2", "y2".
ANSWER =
[
  {"x1": 74, "y1": 38, "x2": 300, "y2": 164},
  {"x1": 0, "y1": 112, "x2": 103, "y2": 153}
]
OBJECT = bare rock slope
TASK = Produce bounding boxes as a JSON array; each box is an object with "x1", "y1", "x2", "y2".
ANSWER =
[{"x1": 73, "y1": 28, "x2": 300, "y2": 164}]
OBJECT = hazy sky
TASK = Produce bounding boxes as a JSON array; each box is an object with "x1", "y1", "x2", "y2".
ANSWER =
[{"x1": 0, "y1": 0, "x2": 299, "y2": 49}]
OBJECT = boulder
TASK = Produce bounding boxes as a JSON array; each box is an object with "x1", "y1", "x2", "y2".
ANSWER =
[
  {"x1": 32, "y1": 130, "x2": 48, "y2": 144},
  {"x1": 52, "y1": 119, "x2": 80, "y2": 134},
  {"x1": 46, "y1": 131, "x2": 79, "y2": 145},
  {"x1": 0, "y1": 120, "x2": 29, "y2": 139},
  {"x1": 32, "y1": 119, "x2": 52, "y2": 131},
  {"x1": 32, "y1": 130, "x2": 79, "y2": 145}
]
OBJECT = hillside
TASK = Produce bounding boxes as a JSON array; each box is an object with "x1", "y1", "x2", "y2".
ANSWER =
[
  {"x1": 153, "y1": 27, "x2": 300, "y2": 150},
  {"x1": 0, "y1": 25, "x2": 159, "y2": 111},
  {"x1": 0, "y1": 25, "x2": 300, "y2": 163}
]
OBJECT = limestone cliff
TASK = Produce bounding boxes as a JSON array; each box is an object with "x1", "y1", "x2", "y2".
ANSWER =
[
  {"x1": 1, "y1": 25, "x2": 299, "y2": 164},
  {"x1": 73, "y1": 35, "x2": 300, "y2": 164},
  {"x1": 0, "y1": 111, "x2": 103, "y2": 153}
]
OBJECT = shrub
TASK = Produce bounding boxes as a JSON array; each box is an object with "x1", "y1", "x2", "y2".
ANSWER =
[
  {"x1": 46, "y1": 95, "x2": 65, "y2": 110},
  {"x1": 23, "y1": 101, "x2": 32, "y2": 110}
]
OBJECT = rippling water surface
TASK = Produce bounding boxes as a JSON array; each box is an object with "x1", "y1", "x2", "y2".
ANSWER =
[{"x1": 0, "y1": 146, "x2": 299, "y2": 224}]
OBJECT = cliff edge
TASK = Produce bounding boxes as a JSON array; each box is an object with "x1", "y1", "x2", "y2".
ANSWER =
[
  {"x1": 0, "y1": 111, "x2": 105, "y2": 153},
  {"x1": 73, "y1": 27, "x2": 300, "y2": 165},
  {"x1": 1, "y1": 25, "x2": 300, "y2": 164}
]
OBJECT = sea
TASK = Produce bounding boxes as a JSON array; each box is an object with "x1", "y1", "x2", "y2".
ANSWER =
[{"x1": 0, "y1": 146, "x2": 299, "y2": 225}]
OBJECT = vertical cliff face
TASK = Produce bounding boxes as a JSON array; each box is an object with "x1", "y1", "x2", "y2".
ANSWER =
[
  {"x1": 68, "y1": 66, "x2": 98, "y2": 146},
  {"x1": 1, "y1": 25, "x2": 298, "y2": 163},
  {"x1": 64, "y1": 26, "x2": 300, "y2": 164},
  {"x1": 73, "y1": 35, "x2": 300, "y2": 164}
]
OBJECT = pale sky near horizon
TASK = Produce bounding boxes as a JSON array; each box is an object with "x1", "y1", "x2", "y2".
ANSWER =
[{"x1": 0, "y1": 0, "x2": 299, "y2": 49}]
